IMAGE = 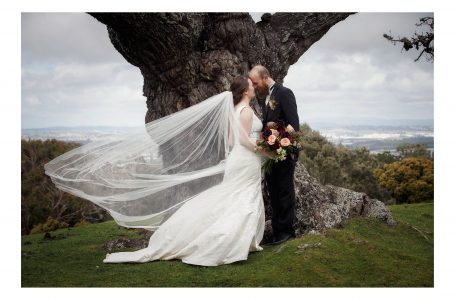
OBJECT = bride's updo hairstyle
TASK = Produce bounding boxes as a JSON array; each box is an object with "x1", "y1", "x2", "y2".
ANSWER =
[{"x1": 230, "y1": 76, "x2": 249, "y2": 106}]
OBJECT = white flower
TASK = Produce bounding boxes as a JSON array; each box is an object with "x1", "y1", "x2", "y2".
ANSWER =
[{"x1": 286, "y1": 124, "x2": 295, "y2": 133}]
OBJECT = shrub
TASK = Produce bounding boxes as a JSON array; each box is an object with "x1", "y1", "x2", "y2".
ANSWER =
[
  {"x1": 374, "y1": 157, "x2": 433, "y2": 204},
  {"x1": 30, "y1": 217, "x2": 69, "y2": 234},
  {"x1": 22, "y1": 138, "x2": 111, "y2": 235},
  {"x1": 74, "y1": 219, "x2": 91, "y2": 227}
]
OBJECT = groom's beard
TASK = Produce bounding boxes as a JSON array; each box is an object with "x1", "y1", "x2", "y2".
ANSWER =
[{"x1": 255, "y1": 87, "x2": 268, "y2": 100}]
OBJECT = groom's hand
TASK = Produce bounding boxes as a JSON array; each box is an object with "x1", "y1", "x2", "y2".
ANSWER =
[{"x1": 290, "y1": 152, "x2": 300, "y2": 162}]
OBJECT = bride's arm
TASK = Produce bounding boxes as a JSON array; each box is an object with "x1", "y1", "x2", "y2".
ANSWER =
[
  {"x1": 239, "y1": 107, "x2": 274, "y2": 159},
  {"x1": 238, "y1": 107, "x2": 255, "y2": 152}
]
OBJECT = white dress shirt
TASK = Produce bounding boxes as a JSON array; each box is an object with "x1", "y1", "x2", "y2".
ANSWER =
[{"x1": 265, "y1": 84, "x2": 276, "y2": 107}]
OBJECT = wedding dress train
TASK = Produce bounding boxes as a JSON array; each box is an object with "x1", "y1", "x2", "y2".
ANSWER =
[{"x1": 103, "y1": 104, "x2": 265, "y2": 266}]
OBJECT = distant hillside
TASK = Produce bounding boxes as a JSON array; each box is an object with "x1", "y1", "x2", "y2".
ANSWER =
[
  {"x1": 21, "y1": 123, "x2": 433, "y2": 152},
  {"x1": 21, "y1": 126, "x2": 144, "y2": 145},
  {"x1": 315, "y1": 125, "x2": 433, "y2": 154}
]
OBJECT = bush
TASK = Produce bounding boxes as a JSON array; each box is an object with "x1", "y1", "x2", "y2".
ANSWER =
[
  {"x1": 374, "y1": 157, "x2": 434, "y2": 204},
  {"x1": 74, "y1": 219, "x2": 91, "y2": 227},
  {"x1": 22, "y1": 138, "x2": 111, "y2": 235},
  {"x1": 30, "y1": 217, "x2": 69, "y2": 234},
  {"x1": 298, "y1": 123, "x2": 391, "y2": 201}
]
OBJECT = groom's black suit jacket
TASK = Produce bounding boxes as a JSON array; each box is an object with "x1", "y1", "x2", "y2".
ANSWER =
[
  {"x1": 261, "y1": 82, "x2": 300, "y2": 238},
  {"x1": 261, "y1": 83, "x2": 300, "y2": 132},
  {"x1": 261, "y1": 83, "x2": 300, "y2": 161}
]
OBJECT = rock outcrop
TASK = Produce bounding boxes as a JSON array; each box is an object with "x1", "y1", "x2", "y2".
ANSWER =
[{"x1": 262, "y1": 162, "x2": 396, "y2": 243}]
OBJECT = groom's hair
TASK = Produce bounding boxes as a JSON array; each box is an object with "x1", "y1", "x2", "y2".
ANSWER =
[{"x1": 252, "y1": 65, "x2": 270, "y2": 79}]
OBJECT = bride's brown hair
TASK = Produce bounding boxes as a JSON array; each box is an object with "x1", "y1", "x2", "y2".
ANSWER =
[{"x1": 230, "y1": 76, "x2": 249, "y2": 106}]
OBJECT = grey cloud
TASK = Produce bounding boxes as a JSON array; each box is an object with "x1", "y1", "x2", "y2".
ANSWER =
[
  {"x1": 22, "y1": 13, "x2": 122, "y2": 65},
  {"x1": 22, "y1": 12, "x2": 434, "y2": 128},
  {"x1": 22, "y1": 61, "x2": 145, "y2": 128},
  {"x1": 282, "y1": 12, "x2": 433, "y2": 127},
  {"x1": 21, "y1": 12, "x2": 146, "y2": 129},
  {"x1": 317, "y1": 13, "x2": 433, "y2": 53}
]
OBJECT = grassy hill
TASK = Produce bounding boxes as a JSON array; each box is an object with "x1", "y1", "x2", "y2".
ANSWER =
[{"x1": 21, "y1": 202, "x2": 433, "y2": 287}]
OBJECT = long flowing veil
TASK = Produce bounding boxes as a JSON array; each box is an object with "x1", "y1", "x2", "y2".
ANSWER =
[{"x1": 44, "y1": 91, "x2": 257, "y2": 231}]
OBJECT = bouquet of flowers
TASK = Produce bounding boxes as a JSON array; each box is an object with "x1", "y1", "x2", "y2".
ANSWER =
[{"x1": 254, "y1": 120, "x2": 303, "y2": 174}]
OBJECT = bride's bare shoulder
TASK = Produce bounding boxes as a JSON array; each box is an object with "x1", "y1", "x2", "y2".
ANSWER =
[{"x1": 238, "y1": 106, "x2": 253, "y2": 115}]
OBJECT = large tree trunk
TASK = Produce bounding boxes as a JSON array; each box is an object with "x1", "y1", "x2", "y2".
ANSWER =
[
  {"x1": 88, "y1": 12, "x2": 396, "y2": 249},
  {"x1": 88, "y1": 12, "x2": 358, "y2": 121}
]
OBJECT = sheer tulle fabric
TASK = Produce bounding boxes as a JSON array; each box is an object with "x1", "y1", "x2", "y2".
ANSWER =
[{"x1": 44, "y1": 91, "x2": 260, "y2": 230}]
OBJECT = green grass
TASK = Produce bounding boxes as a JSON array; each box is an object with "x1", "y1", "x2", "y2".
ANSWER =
[{"x1": 21, "y1": 202, "x2": 433, "y2": 287}]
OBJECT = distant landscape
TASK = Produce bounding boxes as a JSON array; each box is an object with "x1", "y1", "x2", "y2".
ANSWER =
[
  {"x1": 21, "y1": 122, "x2": 434, "y2": 154},
  {"x1": 316, "y1": 125, "x2": 434, "y2": 154},
  {"x1": 22, "y1": 122, "x2": 434, "y2": 234}
]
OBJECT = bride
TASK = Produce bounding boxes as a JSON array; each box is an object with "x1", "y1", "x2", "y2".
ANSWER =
[{"x1": 44, "y1": 76, "x2": 274, "y2": 266}]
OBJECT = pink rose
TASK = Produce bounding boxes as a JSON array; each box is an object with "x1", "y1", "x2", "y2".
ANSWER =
[
  {"x1": 270, "y1": 129, "x2": 279, "y2": 136},
  {"x1": 280, "y1": 138, "x2": 291, "y2": 147},
  {"x1": 267, "y1": 135, "x2": 277, "y2": 145}
]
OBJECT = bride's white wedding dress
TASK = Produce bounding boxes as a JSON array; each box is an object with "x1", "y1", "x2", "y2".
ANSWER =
[{"x1": 103, "y1": 104, "x2": 265, "y2": 266}]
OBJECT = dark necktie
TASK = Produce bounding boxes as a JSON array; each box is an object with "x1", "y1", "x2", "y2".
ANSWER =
[{"x1": 260, "y1": 98, "x2": 267, "y2": 120}]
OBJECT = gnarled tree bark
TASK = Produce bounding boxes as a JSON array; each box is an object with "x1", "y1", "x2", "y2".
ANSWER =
[
  {"x1": 88, "y1": 12, "x2": 396, "y2": 249},
  {"x1": 88, "y1": 12, "x2": 357, "y2": 121}
]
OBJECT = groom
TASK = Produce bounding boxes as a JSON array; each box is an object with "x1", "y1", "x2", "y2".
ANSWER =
[{"x1": 249, "y1": 65, "x2": 300, "y2": 245}]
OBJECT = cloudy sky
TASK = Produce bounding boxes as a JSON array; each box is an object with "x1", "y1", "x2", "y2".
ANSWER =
[{"x1": 21, "y1": 12, "x2": 434, "y2": 129}]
